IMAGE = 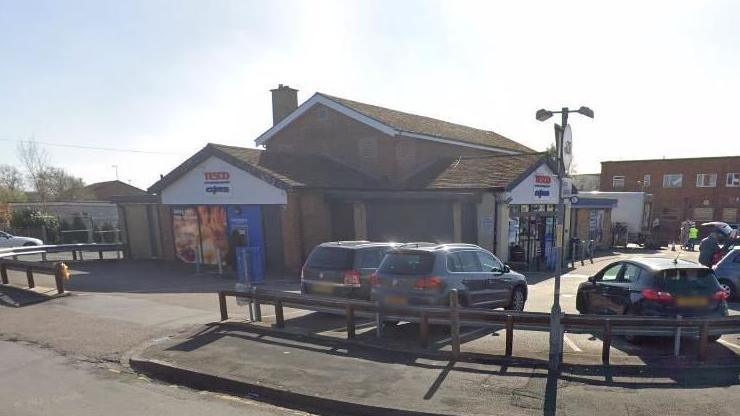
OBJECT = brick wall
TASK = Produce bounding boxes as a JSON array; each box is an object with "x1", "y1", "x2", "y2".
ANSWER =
[
  {"x1": 281, "y1": 192, "x2": 304, "y2": 273},
  {"x1": 298, "y1": 190, "x2": 332, "y2": 258},
  {"x1": 601, "y1": 157, "x2": 740, "y2": 242},
  {"x1": 265, "y1": 104, "x2": 492, "y2": 181}
]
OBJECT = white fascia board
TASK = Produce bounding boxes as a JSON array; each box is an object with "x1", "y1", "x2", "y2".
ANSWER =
[
  {"x1": 255, "y1": 94, "x2": 398, "y2": 146},
  {"x1": 397, "y1": 131, "x2": 522, "y2": 155}
]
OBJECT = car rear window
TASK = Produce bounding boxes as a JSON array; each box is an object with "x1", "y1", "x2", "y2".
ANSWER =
[
  {"x1": 356, "y1": 247, "x2": 390, "y2": 269},
  {"x1": 657, "y1": 268, "x2": 720, "y2": 294},
  {"x1": 378, "y1": 251, "x2": 435, "y2": 275},
  {"x1": 305, "y1": 247, "x2": 354, "y2": 270}
]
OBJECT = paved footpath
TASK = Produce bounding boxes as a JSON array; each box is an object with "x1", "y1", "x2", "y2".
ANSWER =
[
  {"x1": 0, "y1": 340, "x2": 312, "y2": 416},
  {"x1": 133, "y1": 322, "x2": 740, "y2": 416}
]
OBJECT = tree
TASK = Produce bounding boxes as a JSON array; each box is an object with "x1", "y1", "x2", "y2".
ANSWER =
[
  {"x1": 17, "y1": 140, "x2": 51, "y2": 204},
  {"x1": 17, "y1": 141, "x2": 93, "y2": 202},
  {"x1": 0, "y1": 164, "x2": 24, "y2": 191},
  {"x1": 37, "y1": 167, "x2": 94, "y2": 201}
]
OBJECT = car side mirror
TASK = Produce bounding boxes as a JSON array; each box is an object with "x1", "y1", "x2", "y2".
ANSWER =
[
  {"x1": 503, "y1": 265, "x2": 511, "y2": 273},
  {"x1": 587, "y1": 276, "x2": 596, "y2": 283}
]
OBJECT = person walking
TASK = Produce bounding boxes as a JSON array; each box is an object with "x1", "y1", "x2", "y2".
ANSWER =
[
  {"x1": 680, "y1": 220, "x2": 690, "y2": 250},
  {"x1": 698, "y1": 231, "x2": 720, "y2": 267},
  {"x1": 688, "y1": 223, "x2": 699, "y2": 251}
]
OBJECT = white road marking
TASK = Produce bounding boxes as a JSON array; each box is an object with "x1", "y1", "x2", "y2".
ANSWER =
[
  {"x1": 563, "y1": 335, "x2": 583, "y2": 352},
  {"x1": 718, "y1": 339, "x2": 740, "y2": 350}
]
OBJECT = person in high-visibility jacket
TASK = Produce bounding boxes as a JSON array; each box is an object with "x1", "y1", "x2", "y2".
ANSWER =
[{"x1": 688, "y1": 224, "x2": 699, "y2": 252}]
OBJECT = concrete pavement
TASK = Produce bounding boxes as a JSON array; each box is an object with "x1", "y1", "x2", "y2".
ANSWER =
[{"x1": 0, "y1": 340, "x2": 312, "y2": 416}]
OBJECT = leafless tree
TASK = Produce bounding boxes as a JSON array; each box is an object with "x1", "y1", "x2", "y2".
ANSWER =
[
  {"x1": 17, "y1": 140, "x2": 51, "y2": 204},
  {"x1": 0, "y1": 164, "x2": 24, "y2": 191}
]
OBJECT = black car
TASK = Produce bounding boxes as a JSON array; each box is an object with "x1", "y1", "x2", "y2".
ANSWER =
[
  {"x1": 577, "y1": 257, "x2": 729, "y2": 339},
  {"x1": 301, "y1": 241, "x2": 399, "y2": 299}
]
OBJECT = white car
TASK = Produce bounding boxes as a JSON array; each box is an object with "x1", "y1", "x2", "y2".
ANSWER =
[{"x1": 0, "y1": 231, "x2": 43, "y2": 248}]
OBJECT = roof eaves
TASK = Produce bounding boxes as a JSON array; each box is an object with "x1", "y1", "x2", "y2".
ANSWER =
[{"x1": 504, "y1": 156, "x2": 551, "y2": 191}]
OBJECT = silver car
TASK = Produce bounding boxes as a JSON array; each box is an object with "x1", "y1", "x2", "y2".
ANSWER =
[
  {"x1": 714, "y1": 247, "x2": 740, "y2": 300},
  {"x1": 371, "y1": 243, "x2": 528, "y2": 311}
]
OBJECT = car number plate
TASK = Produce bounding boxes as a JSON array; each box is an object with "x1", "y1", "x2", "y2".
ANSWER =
[
  {"x1": 675, "y1": 296, "x2": 709, "y2": 307},
  {"x1": 385, "y1": 295, "x2": 408, "y2": 305}
]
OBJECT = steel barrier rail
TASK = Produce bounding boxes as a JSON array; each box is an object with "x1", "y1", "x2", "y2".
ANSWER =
[
  {"x1": 0, "y1": 243, "x2": 125, "y2": 295},
  {"x1": 0, "y1": 243, "x2": 124, "y2": 262},
  {"x1": 218, "y1": 288, "x2": 740, "y2": 366}
]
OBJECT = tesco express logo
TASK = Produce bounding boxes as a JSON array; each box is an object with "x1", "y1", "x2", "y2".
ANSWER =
[
  {"x1": 204, "y1": 171, "x2": 231, "y2": 195},
  {"x1": 534, "y1": 175, "x2": 552, "y2": 199}
]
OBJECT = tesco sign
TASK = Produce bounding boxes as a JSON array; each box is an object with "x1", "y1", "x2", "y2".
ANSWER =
[{"x1": 204, "y1": 171, "x2": 231, "y2": 196}]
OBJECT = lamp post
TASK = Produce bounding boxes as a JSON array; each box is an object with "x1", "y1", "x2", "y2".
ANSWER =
[{"x1": 535, "y1": 106, "x2": 593, "y2": 370}]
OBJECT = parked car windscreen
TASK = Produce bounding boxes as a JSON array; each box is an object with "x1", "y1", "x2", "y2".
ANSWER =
[
  {"x1": 657, "y1": 268, "x2": 720, "y2": 294},
  {"x1": 378, "y1": 251, "x2": 435, "y2": 275},
  {"x1": 305, "y1": 247, "x2": 354, "y2": 270}
]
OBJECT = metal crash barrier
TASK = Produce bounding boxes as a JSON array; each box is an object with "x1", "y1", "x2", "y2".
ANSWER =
[
  {"x1": 0, "y1": 243, "x2": 124, "y2": 295},
  {"x1": 218, "y1": 287, "x2": 740, "y2": 366}
]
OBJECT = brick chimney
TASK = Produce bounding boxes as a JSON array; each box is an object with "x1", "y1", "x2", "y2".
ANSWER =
[{"x1": 270, "y1": 84, "x2": 298, "y2": 125}]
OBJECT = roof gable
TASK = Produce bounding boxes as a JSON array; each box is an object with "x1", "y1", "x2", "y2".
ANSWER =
[{"x1": 255, "y1": 93, "x2": 533, "y2": 154}]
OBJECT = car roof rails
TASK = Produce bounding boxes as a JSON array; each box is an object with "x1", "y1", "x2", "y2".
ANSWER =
[{"x1": 398, "y1": 242, "x2": 437, "y2": 248}]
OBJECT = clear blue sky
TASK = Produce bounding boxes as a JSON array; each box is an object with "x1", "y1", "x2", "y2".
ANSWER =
[{"x1": 2, "y1": 0, "x2": 739, "y2": 189}]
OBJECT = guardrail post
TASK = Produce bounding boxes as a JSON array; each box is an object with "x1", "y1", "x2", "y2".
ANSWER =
[
  {"x1": 54, "y1": 263, "x2": 65, "y2": 294},
  {"x1": 72, "y1": 251, "x2": 77, "y2": 261},
  {"x1": 219, "y1": 292, "x2": 228, "y2": 321},
  {"x1": 79, "y1": 251, "x2": 84, "y2": 261},
  {"x1": 26, "y1": 266, "x2": 35, "y2": 289},
  {"x1": 505, "y1": 314, "x2": 514, "y2": 357},
  {"x1": 698, "y1": 321, "x2": 709, "y2": 362},
  {"x1": 346, "y1": 305, "x2": 355, "y2": 338},
  {"x1": 98, "y1": 250, "x2": 104, "y2": 260},
  {"x1": 450, "y1": 289, "x2": 461, "y2": 357},
  {"x1": 252, "y1": 287, "x2": 262, "y2": 322},
  {"x1": 602, "y1": 319, "x2": 612, "y2": 366},
  {"x1": 42, "y1": 252, "x2": 47, "y2": 262},
  {"x1": 275, "y1": 300, "x2": 285, "y2": 328},
  {"x1": 419, "y1": 312, "x2": 429, "y2": 347},
  {"x1": 1, "y1": 263, "x2": 8, "y2": 284},
  {"x1": 674, "y1": 315, "x2": 682, "y2": 358}
]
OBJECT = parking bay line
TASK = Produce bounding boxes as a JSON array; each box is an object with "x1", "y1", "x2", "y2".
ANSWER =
[
  {"x1": 563, "y1": 334, "x2": 583, "y2": 352},
  {"x1": 718, "y1": 339, "x2": 740, "y2": 350}
]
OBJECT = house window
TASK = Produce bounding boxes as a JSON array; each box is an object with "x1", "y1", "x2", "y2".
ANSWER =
[
  {"x1": 693, "y1": 208, "x2": 714, "y2": 222},
  {"x1": 722, "y1": 208, "x2": 738, "y2": 223},
  {"x1": 643, "y1": 174, "x2": 651, "y2": 187},
  {"x1": 663, "y1": 174, "x2": 683, "y2": 188},
  {"x1": 727, "y1": 173, "x2": 740, "y2": 187},
  {"x1": 696, "y1": 173, "x2": 717, "y2": 187},
  {"x1": 612, "y1": 176, "x2": 625, "y2": 188}
]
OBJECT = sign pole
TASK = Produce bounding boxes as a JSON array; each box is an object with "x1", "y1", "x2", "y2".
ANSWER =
[{"x1": 548, "y1": 109, "x2": 569, "y2": 370}]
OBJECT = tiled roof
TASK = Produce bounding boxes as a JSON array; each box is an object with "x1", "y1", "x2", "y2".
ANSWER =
[
  {"x1": 149, "y1": 144, "x2": 384, "y2": 193},
  {"x1": 212, "y1": 144, "x2": 384, "y2": 189},
  {"x1": 320, "y1": 94, "x2": 534, "y2": 153},
  {"x1": 84, "y1": 180, "x2": 147, "y2": 201},
  {"x1": 407, "y1": 153, "x2": 548, "y2": 190},
  {"x1": 149, "y1": 144, "x2": 546, "y2": 194}
]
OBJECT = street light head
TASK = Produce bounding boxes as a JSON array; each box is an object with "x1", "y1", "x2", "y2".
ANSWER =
[
  {"x1": 536, "y1": 109, "x2": 553, "y2": 122},
  {"x1": 577, "y1": 106, "x2": 594, "y2": 118}
]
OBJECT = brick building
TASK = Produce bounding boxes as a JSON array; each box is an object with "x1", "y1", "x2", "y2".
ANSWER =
[
  {"x1": 600, "y1": 156, "x2": 740, "y2": 243},
  {"x1": 121, "y1": 85, "x2": 575, "y2": 276}
]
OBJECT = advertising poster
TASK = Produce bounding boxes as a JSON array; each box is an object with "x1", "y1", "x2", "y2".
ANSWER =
[
  {"x1": 172, "y1": 207, "x2": 199, "y2": 263},
  {"x1": 197, "y1": 205, "x2": 228, "y2": 265}
]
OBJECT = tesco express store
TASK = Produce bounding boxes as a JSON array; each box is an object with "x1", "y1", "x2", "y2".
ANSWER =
[{"x1": 153, "y1": 154, "x2": 288, "y2": 279}]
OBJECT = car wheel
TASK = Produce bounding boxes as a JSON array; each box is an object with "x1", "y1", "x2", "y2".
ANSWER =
[
  {"x1": 506, "y1": 287, "x2": 526, "y2": 311},
  {"x1": 718, "y1": 280, "x2": 736, "y2": 300}
]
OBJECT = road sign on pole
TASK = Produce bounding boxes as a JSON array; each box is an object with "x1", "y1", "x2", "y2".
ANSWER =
[{"x1": 561, "y1": 124, "x2": 573, "y2": 173}]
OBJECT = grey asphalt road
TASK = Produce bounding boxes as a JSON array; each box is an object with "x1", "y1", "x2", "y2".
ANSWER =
[{"x1": 0, "y1": 340, "x2": 312, "y2": 416}]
